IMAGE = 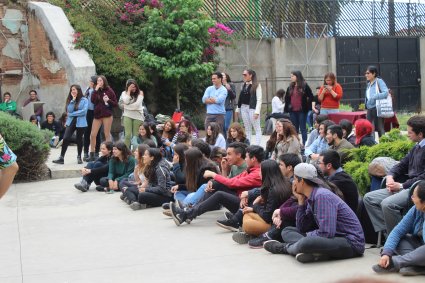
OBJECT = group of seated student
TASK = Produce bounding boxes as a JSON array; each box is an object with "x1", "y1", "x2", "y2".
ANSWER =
[{"x1": 69, "y1": 114, "x2": 425, "y2": 275}]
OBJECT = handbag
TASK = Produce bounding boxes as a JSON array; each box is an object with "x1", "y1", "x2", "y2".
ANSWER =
[{"x1": 375, "y1": 81, "x2": 394, "y2": 118}]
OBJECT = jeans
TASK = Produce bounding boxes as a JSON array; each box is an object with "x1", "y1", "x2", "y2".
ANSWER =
[
  {"x1": 180, "y1": 184, "x2": 208, "y2": 206},
  {"x1": 392, "y1": 235, "x2": 425, "y2": 271},
  {"x1": 320, "y1": 108, "x2": 339, "y2": 115},
  {"x1": 289, "y1": 111, "x2": 307, "y2": 145},
  {"x1": 83, "y1": 160, "x2": 107, "y2": 185},
  {"x1": 282, "y1": 226, "x2": 359, "y2": 259},
  {"x1": 367, "y1": 107, "x2": 385, "y2": 137},
  {"x1": 205, "y1": 114, "x2": 225, "y2": 133},
  {"x1": 224, "y1": 110, "x2": 233, "y2": 136}
]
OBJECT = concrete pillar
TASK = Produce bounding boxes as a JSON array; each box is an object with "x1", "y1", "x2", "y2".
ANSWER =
[{"x1": 420, "y1": 38, "x2": 425, "y2": 112}]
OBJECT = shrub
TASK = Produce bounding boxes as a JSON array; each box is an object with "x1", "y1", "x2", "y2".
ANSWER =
[
  {"x1": 0, "y1": 112, "x2": 51, "y2": 181},
  {"x1": 343, "y1": 129, "x2": 414, "y2": 195}
]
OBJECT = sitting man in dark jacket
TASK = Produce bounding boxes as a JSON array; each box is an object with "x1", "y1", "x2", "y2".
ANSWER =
[{"x1": 318, "y1": 150, "x2": 359, "y2": 213}]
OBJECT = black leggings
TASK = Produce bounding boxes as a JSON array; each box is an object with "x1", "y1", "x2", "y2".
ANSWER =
[
  {"x1": 124, "y1": 186, "x2": 139, "y2": 203},
  {"x1": 61, "y1": 119, "x2": 85, "y2": 157},
  {"x1": 138, "y1": 192, "x2": 173, "y2": 207}
]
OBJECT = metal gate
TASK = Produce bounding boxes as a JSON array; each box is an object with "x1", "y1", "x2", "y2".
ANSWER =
[{"x1": 336, "y1": 37, "x2": 421, "y2": 112}]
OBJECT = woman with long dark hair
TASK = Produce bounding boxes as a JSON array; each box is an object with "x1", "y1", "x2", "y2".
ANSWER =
[
  {"x1": 130, "y1": 148, "x2": 173, "y2": 210},
  {"x1": 365, "y1": 65, "x2": 389, "y2": 137},
  {"x1": 222, "y1": 72, "x2": 236, "y2": 136},
  {"x1": 270, "y1": 118, "x2": 301, "y2": 160},
  {"x1": 98, "y1": 141, "x2": 135, "y2": 192},
  {"x1": 217, "y1": 159, "x2": 292, "y2": 238},
  {"x1": 74, "y1": 141, "x2": 113, "y2": 192},
  {"x1": 160, "y1": 119, "x2": 177, "y2": 160},
  {"x1": 89, "y1": 75, "x2": 117, "y2": 161},
  {"x1": 318, "y1": 72, "x2": 343, "y2": 114},
  {"x1": 53, "y1": 84, "x2": 88, "y2": 164},
  {"x1": 235, "y1": 69, "x2": 263, "y2": 145},
  {"x1": 284, "y1": 71, "x2": 313, "y2": 145},
  {"x1": 172, "y1": 143, "x2": 188, "y2": 186},
  {"x1": 131, "y1": 123, "x2": 157, "y2": 149},
  {"x1": 205, "y1": 122, "x2": 226, "y2": 150},
  {"x1": 119, "y1": 79, "x2": 144, "y2": 148},
  {"x1": 171, "y1": 119, "x2": 198, "y2": 146}
]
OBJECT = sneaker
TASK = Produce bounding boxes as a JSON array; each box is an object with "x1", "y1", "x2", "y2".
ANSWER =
[
  {"x1": 104, "y1": 188, "x2": 114, "y2": 194},
  {"x1": 52, "y1": 136, "x2": 59, "y2": 147},
  {"x1": 263, "y1": 240, "x2": 288, "y2": 254},
  {"x1": 224, "y1": 211, "x2": 234, "y2": 220},
  {"x1": 77, "y1": 156, "x2": 83, "y2": 164},
  {"x1": 170, "y1": 202, "x2": 187, "y2": 226},
  {"x1": 248, "y1": 234, "x2": 270, "y2": 249},
  {"x1": 120, "y1": 194, "x2": 125, "y2": 201},
  {"x1": 162, "y1": 202, "x2": 170, "y2": 210},
  {"x1": 125, "y1": 198, "x2": 132, "y2": 205},
  {"x1": 163, "y1": 209, "x2": 172, "y2": 217},
  {"x1": 216, "y1": 218, "x2": 239, "y2": 232},
  {"x1": 55, "y1": 139, "x2": 63, "y2": 149},
  {"x1": 74, "y1": 180, "x2": 89, "y2": 192},
  {"x1": 232, "y1": 231, "x2": 252, "y2": 244},
  {"x1": 372, "y1": 261, "x2": 397, "y2": 274},
  {"x1": 95, "y1": 185, "x2": 104, "y2": 192},
  {"x1": 296, "y1": 253, "x2": 330, "y2": 263},
  {"x1": 52, "y1": 156, "x2": 64, "y2": 164},
  {"x1": 130, "y1": 202, "x2": 146, "y2": 210},
  {"x1": 400, "y1": 266, "x2": 425, "y2": 276}
]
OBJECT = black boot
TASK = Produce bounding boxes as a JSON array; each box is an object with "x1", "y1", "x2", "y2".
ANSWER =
[
  {"x1": 88, "y1": 152, "x2": 96, "y2": 162},
  {"x1": 77, "y1": 156, "x2": 83, "y2": 164},
  {"x1": 83, "y1": 153, "x2": 89, "y2": 162},
  {"x1": 52, "y1": 156, "x2": 64, "y2": 164}
]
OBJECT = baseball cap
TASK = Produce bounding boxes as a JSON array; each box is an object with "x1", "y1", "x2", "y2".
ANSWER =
[{"x1": 294, "y1": 163, "x2": 323, "y2": 185}]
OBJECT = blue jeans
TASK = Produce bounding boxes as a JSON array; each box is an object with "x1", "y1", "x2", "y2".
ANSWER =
[
  {"x1": 174, "y1": 190, "x2": 189, "y2": 202},
  {"x1": 320, "y1": 108, "x2": 339, "y2": 115},
  {"x1": 290, "y1": 111, "x2": 307, "y2": 145},
  {"x1": 224, "y1": 110, "x2": 233, "y2": 136},
  {"x1": 181, "y1": 184, "x2": 208, "y2": 206}
]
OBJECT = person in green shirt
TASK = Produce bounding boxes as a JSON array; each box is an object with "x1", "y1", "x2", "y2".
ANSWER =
[
  {"x1": 0, "y1": 92, "x2": 17, "y2": 115},
  {"x1": 99, "y1": 141, "x2": 135, "y2": 193}
]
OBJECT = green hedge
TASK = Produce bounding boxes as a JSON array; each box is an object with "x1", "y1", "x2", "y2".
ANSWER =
[
  {"x1": 343, "y1": 129, "x2": 414, "y2": 196},
  {"x1": 0, "y1": 112, "x2": 51, "y2": 181}
]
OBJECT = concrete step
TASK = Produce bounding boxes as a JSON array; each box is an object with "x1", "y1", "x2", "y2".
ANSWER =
[{"x1": 47, "y1": 145, "x2": 84, "y2": 179}]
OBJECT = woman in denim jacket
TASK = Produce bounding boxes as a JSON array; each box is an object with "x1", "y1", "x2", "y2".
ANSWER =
[
  {"x1": 373, "y1": 180, "x2": 425, "y2": 276},
  {"x1": 53, "y1": 85, "x2": 88, "y2": 164},
  {"x1": 365, "y1": 66, "x2": 389, "y2": 137}
]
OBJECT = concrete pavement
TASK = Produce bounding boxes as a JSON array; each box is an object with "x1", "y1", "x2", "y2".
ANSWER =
[{"x1": 0, "y1": 177, "x2": 423, "y2": 283}]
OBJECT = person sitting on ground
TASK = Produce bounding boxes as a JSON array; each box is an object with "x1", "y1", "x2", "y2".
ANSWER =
[
  {"x1": 130, "y1": 148, "x2": 173, "y2": 210},
  {"x1": 98, "y1": 142, "x2": 136, "y2": 193},
  {"x1": 171, "y1": 143, "x2": 188, "y2": 186},
  {"x1": 120, "y1": 144, "x2": 150, "y2": 205},
  {"x1": 131, "y1": 123, "x2": 157, "y2": 149},
  {"x1": 318, "y1": 150, "x2": 359, "y2": 212},
  {"x1": 29, "y1": 115, "x2": 39, "y2": 128},
  {"x1": 372, "y1": 180, "x2": 425, "y2": 277},
  {"x1": 306, "y1": 114, "x2": 328, "y2": 147},
  {"x1": 339, "y1": 119, "x2": 356, "y2": 147},
  {"x1": 160, "y1": 119, "x2": 177, "y2": 160},
  {"x1": 0, "y1": 92, "x2": 17, "y2": 115},
  {"x1": 210, "y1": 146, "x2": 226, "y2": 173},
  {"x1": 41, "y1": 112, "x2": 62, "y2": 148},
  {"x1": 305, "y1": 120, "x2": 335, "y2": 162},
  {"x1": 191, "y1": 138, "x2": 211, "y2": 158},
  {"x1": 217, "y1": 160, "x2": 292, "y2": 243},
  {"x1": 270, "y1": 118, "x2": 302, "y2": 161},
  {"x1": 170, "y1": 145, "x2": 264, "y2": 226},
  {"x1": 74, "y1": 141, "x2": 113, "y2": 192},
  {"x1": 226, "y1": 122, "x2": 250, "y2": 147},
  {"x1": 263, "y1": 163, "x2": 365, "y2": 263},
  {"x1": 325, "y1": 125, "x2": 354, "y2": 164},
  {"x1": 165, "y1": 147, "x2": 218, "y2": 212},
  {"x1": 363, "y1": 115, "x2": 425, "y2": 235},
  {"x1": 354, "y1": 119, "x2": 377, "y2": 147},
  {"x1": 204, "y1": 122, "x2": 226, "y2": 150},
  {"x1": 246, "y1": 153, "x2": 302, "y2": 248},
  {"x1": 171, "y1": 119, "x2": 197, "y2": 146},
  {"x1": 23, "y1": 89, "x2": 43, "y2": 121},
  {"x1": 148, "y1": 121, "x2": 162, "y2": 148}
]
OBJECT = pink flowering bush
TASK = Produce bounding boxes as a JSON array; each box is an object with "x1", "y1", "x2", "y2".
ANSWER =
[
  {"x1": 204, "y1": 23, "x2": 234, "y2": 62},
  {"x1": 118, "y1": 0, "x2": 163, "y2": 24}
]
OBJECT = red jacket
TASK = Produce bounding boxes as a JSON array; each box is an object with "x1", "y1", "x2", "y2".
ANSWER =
[
  {"x1": 91, "y1": 87, "x2": 117, "y2": 119},
  {"x1": 318, "y1": 83, "x2": 343, "y2": 109},
  {"x1": 213, "y1": 165, "x2": 261, "y2": 196}
]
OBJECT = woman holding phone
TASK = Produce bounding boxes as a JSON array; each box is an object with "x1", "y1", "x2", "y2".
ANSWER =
[{"x1": 318, "y1": 72, "x2": 343, "y2": 115}]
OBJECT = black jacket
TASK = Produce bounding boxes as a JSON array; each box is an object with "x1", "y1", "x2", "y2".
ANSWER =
[
  {"x1": 328, "y1": 171, "x2": 359, "y2": 213},
  {"x1": 359, "y1": 135, "x2": 377, "y2": 147},
  {"x1": 284, "y1": 83, "x2": 313, "y2": 113}
]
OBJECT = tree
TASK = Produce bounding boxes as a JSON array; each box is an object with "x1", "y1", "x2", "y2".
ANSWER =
[{"x1": 137, "y1": 0, "x2": 215, "y2": 109}]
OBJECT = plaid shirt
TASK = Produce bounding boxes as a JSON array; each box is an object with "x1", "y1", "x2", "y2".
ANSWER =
[{"x1": 296, "y1": 187, "x2": 365, "y2": 255}]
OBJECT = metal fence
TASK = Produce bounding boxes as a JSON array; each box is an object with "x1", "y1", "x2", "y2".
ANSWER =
[{"x1": 203, "y1": 0, "x2": 425, "y2": 39}]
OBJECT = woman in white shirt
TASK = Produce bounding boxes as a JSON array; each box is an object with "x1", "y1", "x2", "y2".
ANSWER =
[{"x1": 119, "y1": 79, "x2": 145, "y2": 148}]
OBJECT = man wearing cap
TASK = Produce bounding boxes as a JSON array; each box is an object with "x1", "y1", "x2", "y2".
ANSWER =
[{"x1": 263, "y1": 163, "x2": 365, "y2": 263}]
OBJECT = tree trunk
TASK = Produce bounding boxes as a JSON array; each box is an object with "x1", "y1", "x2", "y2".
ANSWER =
[{"x1": 176, "y1": 81, "x2": 181, "y2": 110}]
